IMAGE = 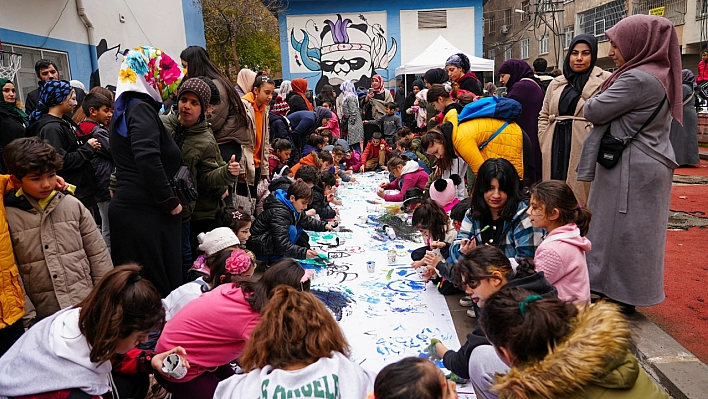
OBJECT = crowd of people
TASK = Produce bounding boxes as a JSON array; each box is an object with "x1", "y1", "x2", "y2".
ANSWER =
[{"x1": 0, "y1": 13, "x2": 687, "y2": 399}]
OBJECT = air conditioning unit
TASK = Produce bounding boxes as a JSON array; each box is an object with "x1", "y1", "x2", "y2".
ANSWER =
[{"x1": 500, "y1": 25, "x2": 510, "y2": 34}]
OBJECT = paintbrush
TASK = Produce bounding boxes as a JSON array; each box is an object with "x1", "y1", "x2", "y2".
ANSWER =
[{"x1": 453, "y1": 225, "x2": 490, "y2": 247}]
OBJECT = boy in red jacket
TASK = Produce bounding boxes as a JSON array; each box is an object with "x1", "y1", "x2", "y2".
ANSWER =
[{"x1": 359, "y1": 132, "x2": 392, "y2": 172}]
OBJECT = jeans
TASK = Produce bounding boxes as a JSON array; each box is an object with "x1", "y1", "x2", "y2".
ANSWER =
[{"x1": 97, "y1": 200, "x2": 111, "y2": 252}]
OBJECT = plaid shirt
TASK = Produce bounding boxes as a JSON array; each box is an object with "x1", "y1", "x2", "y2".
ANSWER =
[{"x1": 451, "y1": 200, "x2": 545, "y2": 261}]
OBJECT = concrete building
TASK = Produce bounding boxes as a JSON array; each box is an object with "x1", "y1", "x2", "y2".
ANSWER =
[{"x1": 0, "y1": 0, "x2": 205, "y2": 100}]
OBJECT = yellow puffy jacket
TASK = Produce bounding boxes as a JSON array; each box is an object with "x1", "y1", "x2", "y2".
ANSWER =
[
  {"x1": 0, "y1": 175, "x2": 25, "y2": 328},
  {"x1": 453, "y1": 117, "x2": 524, "y2": 178}
]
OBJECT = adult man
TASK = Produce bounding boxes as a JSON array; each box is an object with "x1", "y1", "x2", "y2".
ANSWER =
[
  {"x1": 24, "y1": 59, "x2": 85, "y2": 118},
  {"x1": 532, "y1": 58, "x2": 554, "y2": 93}
]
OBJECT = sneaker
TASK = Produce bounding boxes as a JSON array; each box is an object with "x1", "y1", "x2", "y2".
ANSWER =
[
  {"x1": 467, "y1": 308, "x2": 477, "y2": 318},
  {"x1": 459, "y1": 296, "x2": 473, "y2": 307}
]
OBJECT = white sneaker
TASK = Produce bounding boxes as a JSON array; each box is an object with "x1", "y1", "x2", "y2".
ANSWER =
[
  {"x1": 459, "y1": 296, "x2": 473, "y2": 307},
  {"x1": 467, "y1": 309, "x2": 477, "y2": 318}
]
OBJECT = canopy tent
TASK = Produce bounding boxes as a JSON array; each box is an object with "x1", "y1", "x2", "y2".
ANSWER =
[{"x1": 395, "y1": 36, "x2": 495, "y2": 76}]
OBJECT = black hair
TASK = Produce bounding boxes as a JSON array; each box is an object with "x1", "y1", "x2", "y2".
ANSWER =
[
  {"x1": 374, "y1": 357, "x2": 441, "y2": 399},
  {"x1": 372, "y1": 131, "x2": 383, "y2": 140},
  {"x1": 412, "y1": 198, "x2": 450, "y2": 242},
  {"x1": 34, "y1": 59, "x2": 58, "y2": 77},
  {"x1": 287, "y1": 180, "x2": 313, "y2": 202},
  {"x1": 470, "y1": 158, "x2": 523, "y2": 222},
  {"x1": 253, "y1": 71, "x2": 275, "y2": 90},
  {"x1": 319, "y1": 171, "x2": 336, "y2": 189},
  {"x1": 318, "y1": 150, "x2": 333, "y2": 164},
  {"x1": 273, "y1": 164, "x2": 293, "y2": 177},
  {"x1": 385, "y1": 102, "x2": 398, "y2": 110},
  {"x1": 396, "y1": 138, "x2": 412, "y2": 150},
  {"x1": 450, "y1": 197, "x2": 472, "y2": 223},
  {"x1": 215, "y1": 206, "x2": 253, "y2": 233},
  {"x1": 396, "y1": 126, "x2": 412, "y2": 138},
  {"x1": 452, "y1": 246, "x2": 536, "y2": 291},
  {"x1": 232, "y1": 258, "x2": 310, "y2": 313},
  {"x1": 81, "y1": 92, "x2": 112, "y2": 116},
  {"x1": 202, "y1": 249, "x2": 244, "y2": 290},
  {"x1": 307, "y1": 134, "x2": 325, "y2": 147},
  {"x1": 294, "y1": 165, "x2": 320, "y2": 185},
  {"x1": 273, "y1": 138, "x2": 293, "y2": 152},
  {"x1": 195, "y1": 76, "x2": 221, "y2": 105},
  {"x1": 533, "y1": 58, "x2": 548, "y2": 73}
]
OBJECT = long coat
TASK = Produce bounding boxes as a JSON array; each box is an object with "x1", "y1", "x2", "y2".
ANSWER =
[
  {"x1": 538, "y1": 66, "x2": 611, "y2": 205},
  {"x1": 577, "y1": 69, "x2": 677, "y2": 307},
  {"x1": 669, "y1": 84, "x2": 700, "y2": 166}
]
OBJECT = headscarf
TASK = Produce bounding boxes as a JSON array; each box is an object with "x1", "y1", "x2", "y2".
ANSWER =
[
  {"x1": 424, "y1": 68, "x2": 448, "y2": 85},
  {"x1": 559, "y1": 34, "x2": 599, "y2": 115},
  {"x1": 291, "y1": 78, "x2": 313, "y2": 110},
  {"x1": 682, "y1": 69, "x2": 696, "y2": 90},
  {"x1": 311, "y1": 106, "x2": 333, "y2": 135},
  {"x1": 69, "y1": 80, "x2": 86, "y2": 92},
  {"x1": 412, "y1": 79, "x2": 425, "y2": 90},
  {"x1": 279, "y1": 80, "x2": 292, "y2": 99},
  {"x1": 236, "y1": 69, "x2": 256, "y2": 95},
  {"x1": 371, "y1": 75, "x2": 385, "y2": 94},
  {"x1": 601, "y1": 15, "x2": 683, "y2": 124},
  {"x1": 28, "y1": 79, "x2": 73, "y2": 123},
  {"x1": 498, "y1": 59, "x2": 537, "y2": 90},
  {"x1": 113, "y1": 46, "x2": 184, "y2": 137},
  {"x1": 0, "y1": 78, "x2": 28, "y2": 126},
  {"x1": 341, "y1": 80, "x2": 357, "y2": 99}
]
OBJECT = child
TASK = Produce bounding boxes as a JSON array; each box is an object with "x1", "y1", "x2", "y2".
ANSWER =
[
  {"x1": 302, "y1": 134, "x2": 325, "y2": 157},
  {"x1": 449, "y1": 197, "x2": 472, "y2": 232},
  {"x1": 77, "y1": 92, "x2": 114, "y2": 250},
  {"x1": 3, "y1": 137, "x2": 112, "y2": 322},
  {"x1": 396, "y1": 137, "x2": 430, "y2": 173},
  {"x1": 26, "y1": 79, "x2": 100, "y2": 209},
  {"x1": 215, "y1": 286, "x2": 375, "y2": 399},
  {"x1": 330, "y1": 145, "x2": 355, "y2": 183},
  {"x1": 528, "y1": 181, "x2": 592, "y2": 303},
  {"x1": 373, "y1": 357, "x2": 458, "y2": 399},
  {"x1": 291, "y1": 149, "x2": 333, "y2": 175},
  {"x1": 155, "y1": 260, "x2": 312, "y2": 399},
  {"x1": 319, "y1": 128, "x2": 333, "y2": 145},
  {"x1": 247, "y1": 180, "x2": 335, "y2": 260},
  {"x1": 342, "y1": 146, "x2": 363, "y2": 172},
  {"x1": 0, "y1": 264, "x2": 187, "y2": 399},
  {"x1": 316, "y1": 101, "x2": 340, "y2": 139},
  {"x1": 479, "y1": 287, "x2": 670, "y2": 399},
  {"x1": 360, "y1": 131, "x2": 392, "y2": 172},
  {"x1": 426, "y1": 84, "x2": 463, "y2": 134},
  {"x1": 163, "y1": 227, "x2": 251, "y2": 320},
  {"x1": 269, "y1": 164, "x2": 320, "y2": 194},
  {"x1": 363, "y1": 101, "x2": 402, "y2": 146},
  {"x1": 215, "y1": 206, "x2": 256, "y2": 267},
  {"x1": 377, "y1": 155, "x2": 428, "y2": 202},
  {"x1": 429, "y1": 176, "x2": 462, "y2": 212},
  {"x1": 269, "y1": 138, "x2": 292, "y2": 176},
  {"x1": 309, "y1": 171, "x2": 338, "y2": 220}
]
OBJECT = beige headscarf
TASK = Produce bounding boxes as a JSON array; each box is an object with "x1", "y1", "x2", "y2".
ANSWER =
[
  {"x1": 236, "y1": 69, "x2": 257, "y2": 95},
  {"x1": 601, "y1": 15, "x2": 683, "y2": 124}
]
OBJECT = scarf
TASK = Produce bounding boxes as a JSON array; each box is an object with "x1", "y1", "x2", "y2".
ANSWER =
[
  {"x1": 424, "y1": 68, "x2": 448, "y2": 85},
  {"x1": 237, "y1": 69, "x2": 256, "y2": 95},
  {"x1": 28, "y1": 80, "x2": 73, "y2": 123},
  {"x1": 310, "y1": 106, "x2": 333, "y2": 136},
  {"x1": 559, "y1": 34, "x2": 598, "y2": 116},
  {"x1": 371, "y1": 75, "x2": 385, "y2": 94},
  {"x1": 341, "y1": 80, "x2": 357, "y2": 99},
  {"x1": 601, "y1": 15, "x2": 683, "y2": 124},
  {"x1": 498, "y1": 59, "x2": 537, "y2": 90},
  {"x1": 291, "y1": 78, "x2": 314, "y2": 111},
  {"x1": 445, "y1": 53, "x2": 467, "y2": 71},
  {"x1": 0, "y1": 78, "x2": 28, "y2": 126},
  {"x1": 113, "y1": 46, "x2": 184, "y2": 137},
  {"x1": 279, "y1": 80, "x2": 292, "y2": 99},
  {"x1": 682, "y1": 69, "x2": 697, "y2": 90}
]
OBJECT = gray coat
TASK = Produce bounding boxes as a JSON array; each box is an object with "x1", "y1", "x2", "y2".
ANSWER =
[
  {"x1": 577, "y1": 69, "x2": 677, "y2": 306},
  {"x1": 669, "y1": 84, "x2": 700, "y2": 166}
]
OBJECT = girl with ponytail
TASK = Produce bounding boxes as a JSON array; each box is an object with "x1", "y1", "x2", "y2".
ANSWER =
[{"x1": 528, "y1": 180, "x2": 592, "y2": 303}]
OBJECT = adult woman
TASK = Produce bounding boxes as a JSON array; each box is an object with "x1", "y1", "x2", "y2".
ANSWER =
[
  {"x1": 0, "y1": 78, "x2": 27, "y2": 173},
  {"x1": 538, "y1": 35, "x2": 611, "y2": 206},
  {"x1": 109, "y1": 46, "x2": 184, "y2": 297},
  {"x1": 180, "y1": 46, "x2": 249, "y2": 166},
  {"x1": 499, "y1": 59, "x2": 545, "y2": 184},
  {"x1": 445, "y1": 53, "x2": 482, "y2": 96},
  {"x1": 669, "y1": 69, "x2": 700, "y2": 166},
  {"x1": 287, "y1": 78, "x2": 313, "y2": 114},
  {"x1": 362, "y1": 75, "x2": 394, "y2": 142},
  {"x1": 479, "y1": 287, "x2": 669, "y2": 399},
  {"x1": 577, "y1": 15, "x2": 682, "y2": 313},
  {"x1": 287, "y1": 106, "x2": 333, "y2": 153},
  {"x1": 422, "y1": 68, "x2": 449, "y2": 130},
  {"x1": 235, "y1": 69, "x2": 256, "y2": 97},
  {"x1": 340, "y1": 80, "x2": 364, "y2": 152},
  {"x1": 403, "y1": 80, "x2": 424, "y2": 132},
  {"x1": 241, "y1": 73, "x2": 274, "y2": 198},
  {"x1": 316, "y1": 84, "x2": 337, "y2": 113}
]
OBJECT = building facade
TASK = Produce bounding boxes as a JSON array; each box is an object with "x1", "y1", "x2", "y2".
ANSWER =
[{"x1": 0, "y1": 0, "x2": 205, "y2": 101}]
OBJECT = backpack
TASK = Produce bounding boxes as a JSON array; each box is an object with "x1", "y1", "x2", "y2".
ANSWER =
[{"x1": 457, "y1": 96, "x2": 522, "y2": 124}]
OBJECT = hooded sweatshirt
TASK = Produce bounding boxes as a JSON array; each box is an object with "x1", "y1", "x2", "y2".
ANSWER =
[
  {"x1": 214, "y1": 351, "x2": 375, "y2": 399},
  {"x1": 534, "y1": 223, "x2": 592, "y2": 303},
  {"x1": 0, "y1": 307, "x2": 113, "y2": 398},
  {"x1": 382, "y1": 160, "x2": 429, "y2": 202},
  {"x1": 242, "y1": 92, "x2": 266, "y2": 170}
]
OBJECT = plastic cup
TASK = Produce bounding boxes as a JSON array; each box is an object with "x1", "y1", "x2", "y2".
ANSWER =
[{"x1": 367, "y1": 261, "x2": 376, "y2": 273}]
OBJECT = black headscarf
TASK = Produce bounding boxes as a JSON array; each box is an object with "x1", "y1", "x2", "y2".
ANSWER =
[
  {"x1": 424, "y1": 68, "x2": 448, "y2": 85},
  {"x1": 559, "y1": 34, "x2": 598, "y2": 115}
]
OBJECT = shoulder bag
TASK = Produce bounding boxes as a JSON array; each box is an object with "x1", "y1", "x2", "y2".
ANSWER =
[{"x1": 171, "y1": 128, "x2": 199, "y2": 206}]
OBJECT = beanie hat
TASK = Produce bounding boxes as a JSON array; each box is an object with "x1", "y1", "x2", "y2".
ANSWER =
[
  {"x1": 178, "y1": 78, "x2": 212, "y2": 115},
  {"x1": 273, "y1": 95, "x2": 290, "y2": 116},
  {"x1": 430, "y1": 175, "x2": 461, "y2": 209},
  {"x1": 197, "y1": 227, "x2": 240, "y2": 256}
]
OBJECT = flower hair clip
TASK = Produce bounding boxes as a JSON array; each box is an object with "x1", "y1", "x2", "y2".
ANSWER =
[{"x1": 224, "y1": 250, "x2": 252, "y2": 275}]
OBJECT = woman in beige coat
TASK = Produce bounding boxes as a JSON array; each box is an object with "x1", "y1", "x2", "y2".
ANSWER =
[{"x1": 538, "y1": 34, "x2": 611, "y2": 205}]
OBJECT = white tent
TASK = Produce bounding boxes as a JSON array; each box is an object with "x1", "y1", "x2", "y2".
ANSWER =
[{"x1": 395, "y1": 36, "x2": 495, "y2": 76}]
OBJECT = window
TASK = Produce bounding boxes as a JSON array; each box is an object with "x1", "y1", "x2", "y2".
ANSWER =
[
  {"x1": 487, "y1": 15, "x2": 496, "y2": 34},
  {"x1": 578, "y1": 0, "x2": 627, "y2": 41},
  {"x1": 699, "y1": 0, "x2": 708, "y2": 19},
  {"x1": 521, "y1": 39, "x2": 530, "y2": 59},
  {"x1": 521, "y1": 1, "x2": 530, "y2": 20},
  {"x1": 0, "y1": 44, "x2": 70, "y2": 103},
  {"x1": 418, "y1": 10, "x2": 448, "y2": 29},
  {"x1": 538, "y1": 34, "x2": 549, "y2": 55},
  {"x1": 564, "y1": 26, "x2": 575, "y2": 49},
  {"x1": 633, "y1": 0, "x2": 686, "y2": 25},
  {"x1": 489, "y1": 48, "x2": 497, "y2": 60},
  {"x1": 504, "y1": 45, "x2": 513, "y2": 61},
  {"x1": 504, "y1": 8, "x2": 513, "y2": 26}
]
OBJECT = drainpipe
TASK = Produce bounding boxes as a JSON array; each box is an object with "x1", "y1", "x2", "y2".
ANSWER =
[{"x1": 76, "y1": 0, "x2": 98, "y2": 84}]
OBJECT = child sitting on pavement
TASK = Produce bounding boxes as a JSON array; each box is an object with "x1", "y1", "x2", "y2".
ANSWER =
[
  {"x1": 360, "y1": 132, "x2": 392, "y2": 172},
  {"x1": 363, "y1": 102, "x2": 402, "y2": 147},
  {"x1": 308, "y1": 171, "x2": 338, "y2": 220}
]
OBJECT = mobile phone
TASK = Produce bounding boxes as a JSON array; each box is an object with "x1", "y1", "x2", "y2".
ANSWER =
[{"x1": 368, "y1": 88, "x2": 374, "y2": 94}]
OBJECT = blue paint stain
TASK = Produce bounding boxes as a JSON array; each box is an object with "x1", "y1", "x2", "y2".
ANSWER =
[
  {"x1": 311, "y1": 286, "x2": 356, "y2": 321},
  {"x1": 397, "y1": 269, "x2": 407, "y2": 276}
]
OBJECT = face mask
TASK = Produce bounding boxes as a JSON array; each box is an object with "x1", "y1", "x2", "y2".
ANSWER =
[{"x1": 68, "y1": 92, "x2": 77, "y2": 108}]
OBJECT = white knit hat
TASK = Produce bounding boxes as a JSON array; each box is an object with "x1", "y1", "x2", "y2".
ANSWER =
[{"x1": 197, "y1": 227, "x2": 240, "y2": 256}]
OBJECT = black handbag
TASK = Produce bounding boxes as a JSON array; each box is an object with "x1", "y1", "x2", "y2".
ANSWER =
[
  {"x1": 597, "y1": 95, "x2": 666, "y2": 169},
  {"x1": 172, "y1": 128, "x2": 198, "y2": 206}
]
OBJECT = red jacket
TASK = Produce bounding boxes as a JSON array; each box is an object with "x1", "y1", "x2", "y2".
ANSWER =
[
  {"x1": 361, "y1": 141, "x2": 392, "y2": 165},
  {"x1": 698, "y1": 60, "x2": 708, "y2": 83}
]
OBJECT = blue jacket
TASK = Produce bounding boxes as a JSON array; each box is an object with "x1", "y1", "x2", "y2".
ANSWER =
[
  {"x1": 402, "y1": 150, "x2": 430, "y2": 174},
  {"x1": 287, "y1": 110, "x2": 317, "y2": 142}
]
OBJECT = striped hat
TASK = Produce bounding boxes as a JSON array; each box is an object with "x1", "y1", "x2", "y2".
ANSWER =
[{"x1": 273, "y1": 95, "x2": 290, "y2": 116}]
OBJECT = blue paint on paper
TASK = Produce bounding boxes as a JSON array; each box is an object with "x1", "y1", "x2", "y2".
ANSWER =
[{"x1": 311, "y1": 285, "x2": 356, "y2": 321}]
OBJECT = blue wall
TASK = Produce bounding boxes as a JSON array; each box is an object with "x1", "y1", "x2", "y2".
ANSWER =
[
  {"x1": 182, "y1": 0, "x2": 207, "y2": 48},
  {"x1": 278, "y1": 0, "x2": 483, "y2": 90}
]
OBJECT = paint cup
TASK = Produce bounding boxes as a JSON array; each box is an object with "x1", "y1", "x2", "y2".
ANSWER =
[
  {"x1": 161, "y1": 353, "x2": 187, "y2": 380},
  {"x1": 367, "y1": 261, "x2": 376, "y2": 273},
  {"x1": 416, "y1": 267, "x2": 426, "y2": 279},
  {"x1": 387, "y1": 249, "x2": 396, "y2": 264}
]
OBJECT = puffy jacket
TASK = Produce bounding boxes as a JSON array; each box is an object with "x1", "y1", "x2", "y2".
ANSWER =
[
  {"x1": 5, "y1": 191, "x2": 112, "y2": 321},
  {"x1": 78, "y1": 121, "x2": 113, "y2": 202},
  {"x1": 286, "y1": 91, "x2": 309, "y2": 114},
  {"x1": 698, "y1": 60, "x2": 708, "y2": 83},
  {"x1": 161, "y1": 113, "x2": 236, "y2": 222},
  {"x1": 241, "y1": 94, "x2": 270, "y2": 185},
  {"x1": 209, "y1": 78, "x2": 250, "y2": 147},
  {"x1": 267, "y1": 176, "x2": 292, "y2": 193},
  {"x1": 309, "y1": 185, "x2": 336, "y2": 220},
  {"x1": 0, "y1": 176, "x2": 25, "y2": 329},
  {"x1": 342, "y1": 150, "x2": 362, "y2": 171},
  {"x1": 382, "y1": 160, "x2": 429, "y2": 202},
  {"x1": 268, "y1": 112, "x2": 292, "y2": 143},
  {"x1": 290, "y1": 152, "x2": 321, "y2": 175},
  {"x1": 247, "y1": 189, "x2": 327, "y2": 259},
  {"x1": 453, "y1": 117, "x2": 524, "y2": 178}
]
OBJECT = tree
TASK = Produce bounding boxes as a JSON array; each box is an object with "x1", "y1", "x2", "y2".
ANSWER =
[{"x1": 196, "y1": 0, "x2": 284, "y2": 80}]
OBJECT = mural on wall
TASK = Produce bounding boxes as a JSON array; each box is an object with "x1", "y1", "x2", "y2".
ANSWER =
[
  {"x1": 288, "y1": 12, "x2": 397, "y2": 93},
  {"x1": 89, "y1": 39, "x2": 128, "y2": 90}
]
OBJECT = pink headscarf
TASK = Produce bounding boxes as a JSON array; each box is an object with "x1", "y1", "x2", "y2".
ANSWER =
[
  {"x1": 601, "y1": 15, "x2": 683, "y2": 124},
  {"x1": 371, "y1": 75, "x2": 385, "y2": 94}
]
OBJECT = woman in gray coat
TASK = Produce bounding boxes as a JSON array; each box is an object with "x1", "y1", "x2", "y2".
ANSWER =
[
  {"x1": 669, "y1": 70, "x2": 700, "y2": 166},
  {"x1": 576, "y1": 15, "x2": 683, "y2": 313}
]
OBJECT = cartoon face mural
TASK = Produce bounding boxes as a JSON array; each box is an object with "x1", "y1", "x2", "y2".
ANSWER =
[
  {"x1": 90, "y1": 39, "x2": 129, "y2": 90},
  {"x1": 288, "y1": 12, "x2": 397, "y2": 93}
]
